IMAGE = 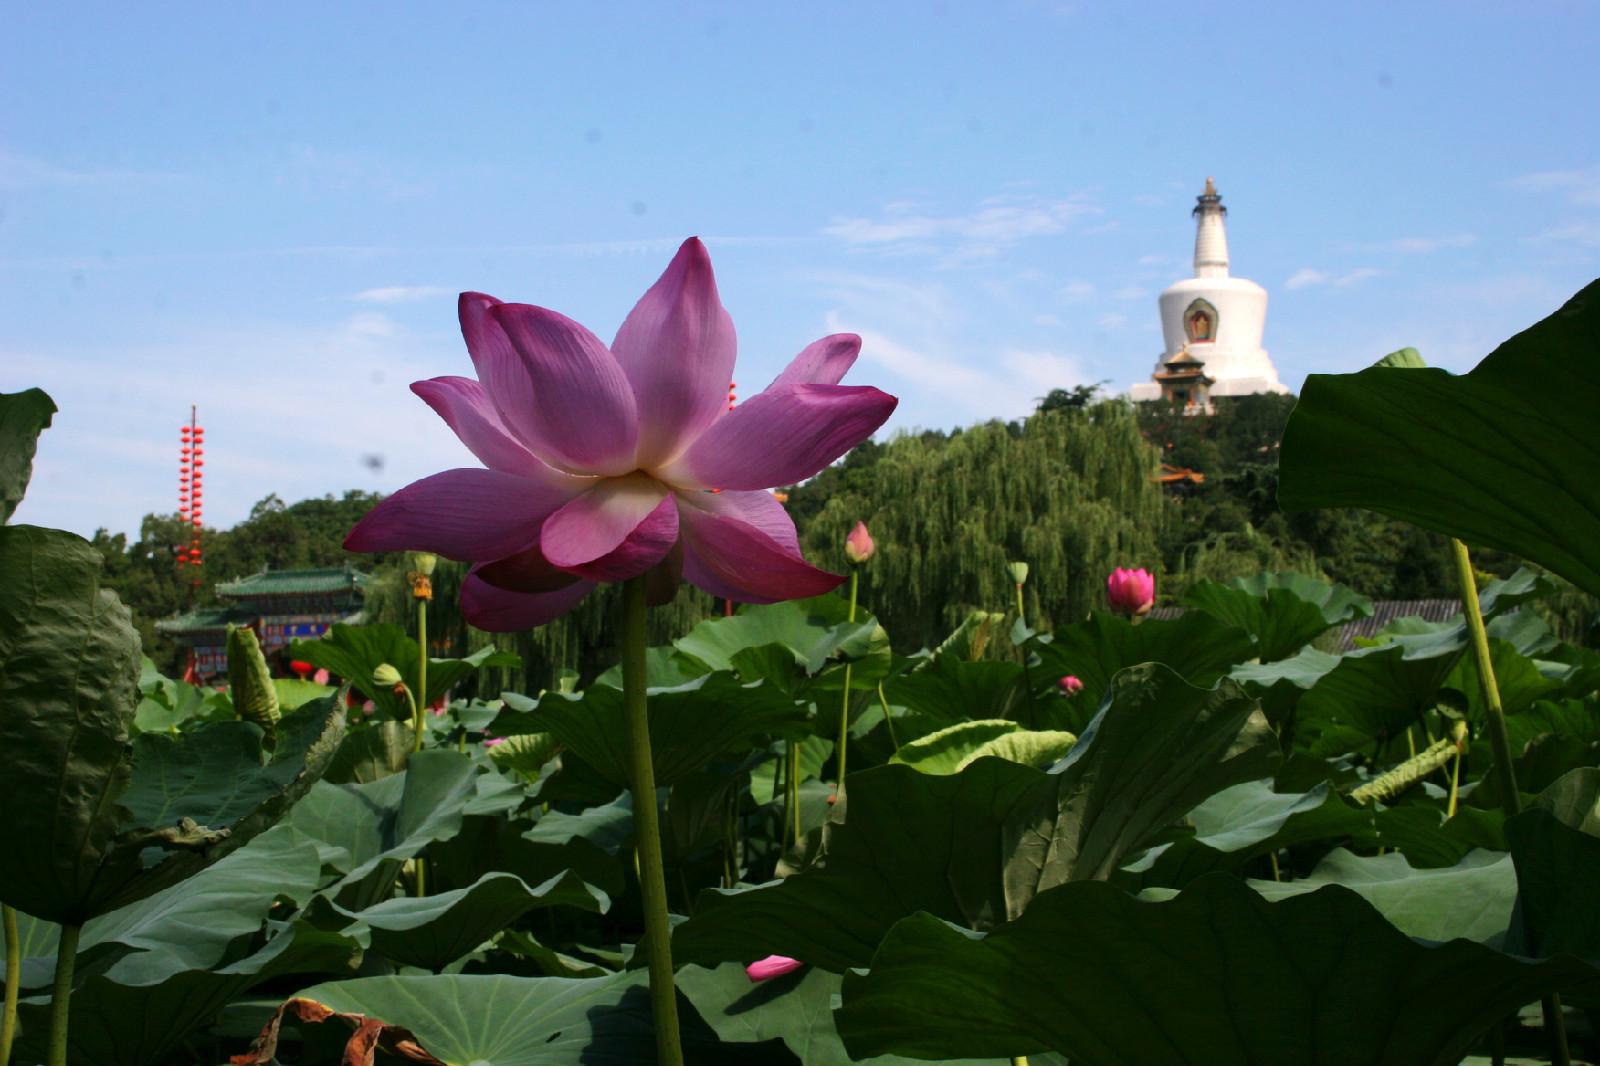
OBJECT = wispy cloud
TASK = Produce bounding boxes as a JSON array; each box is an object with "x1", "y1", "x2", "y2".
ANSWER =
[
  {"x1": 352, "y1": 285, "x2": 452, "y2": 304},
  {"x1": 823, "y1": 193, "x2": 1101, "y2": 261},
  {"x1": 0, "y1": 151, "x2": 193, "y2": 190},
  {"x1": 1286, "y1": 267, "x2": 1381, "y2": 290},
  {"x1": 1507, "y1": 165, "x2": 1600, "y2": 207}
]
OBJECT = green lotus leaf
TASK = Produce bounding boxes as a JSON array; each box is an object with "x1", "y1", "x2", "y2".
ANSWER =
[
  {"x1": 289, "y1": 622, "x2": 519, "y2": 719},
  {"x1": 321, "y1": 719, "x2": 415, "y2": 783},
  {"x1": 881, "y1": 656, "x2": 1028, "y2": 726},
  {"x1": 1444, "y1": 637, "x2": 1563, "y2": 720},
  {"x1": 1244, "y1": 848, "x2": 1518, "y2": 945},
  {"x1": 1506, "y1": 767, "x2": 1600, "y2": 965},
  {"x1": 959, "y1": 729, "x2": 1078, "y2": 772},
  {"x1": 676, "y1": 962, "x2": 1067, "y2": 1066},
  {"x1": 426, "y1": 808, "x2": 626, "y2": 903},
  {"x1": 256, "y1": 971, "x2": 799, "y2": 1065},
  {"x1": 1025, "y1": 610, "x2": 1256, "y2": 728},
  {"x1": 14, "y1": 921, "x2": 361, "y2": 1066},
  {"x1": 330, "y1": 870, "x2": 607, "y2": 971},
  {"x1": 1182, "y1": 571, "x2": 1372, "y2": 662},
  {"x1": 227, "y1": 623, "x2": 280, "y2": 731},
  {"x1": 1278, "y1": 281, "x2": 1600, "y2": 598},
  {"x1": 671, "y1": 595, "x2": 884, "y2": 679},
  {"x1": 498, "y1": 672, "x2": 809, "y2": 789},
  {"x1": 287, "y1": 748, "x2": 486, "y2": 910},
  {"x1": 834, "y1": 875, "x2": 1597, "y2": 1066},
  {"x1": 0, "y1": 386, "x2": 56, "y2": 522},
  {"x1": 888, "y1": 719, "x2": 1025, "y2": 774},
  {"x1": 1129, "y1": 779, "x2": 1374, "y2": 890},
  {"x1": 0, "y1": 524, "x2": 142, "y2": 924},
  {"x1": 673, "y1": 664, "x2": 1276, "y2": 972}
]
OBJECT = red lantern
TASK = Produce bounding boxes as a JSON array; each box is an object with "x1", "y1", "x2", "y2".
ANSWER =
[
  {"x1": 193, "y1": 427, "x2": 204, "y2": 435},
  {"x1": 192, "y1": 447, "x2": 203, "y2": 457},
  {"x1": 192, "y1": 458, "x2": 203, "y2": 468}
]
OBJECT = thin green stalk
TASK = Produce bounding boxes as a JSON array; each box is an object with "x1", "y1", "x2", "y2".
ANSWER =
[
  {"x1": 837, "y1": 571, "x2": 858, "y2": 788},
  {"x1": 415, "y1": 597, "x2": 428, "y2": 754},
  {"x1": 46, "y1": 922, "x2": 79, "y2": 1066},
  {"x1": 788, "y1": 741, "x2": 801, "y2": 849},
  {"x1": 1014, "y1": 583, "x2": 1025, "y2": 625},
  {"x1": 1, "y1": 904, "x2": 19, "y2": 1066},
  {"x1": 878, "y1": 682, "x2": 900, "y2": 751},
  {"x1": 1451, "y1": 538, "x2": 1569, "y2": 1066},
  {"x1": 398, "y1": 683, "x2": 422, "y2": 758},
  {"x1": 622, "y1": 574, "x2": 683, "y2": 1066}
]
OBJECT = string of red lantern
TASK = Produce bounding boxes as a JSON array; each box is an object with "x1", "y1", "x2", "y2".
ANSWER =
[{"x1": 177, "y1": 406, "x2": 204, "y2": 582}]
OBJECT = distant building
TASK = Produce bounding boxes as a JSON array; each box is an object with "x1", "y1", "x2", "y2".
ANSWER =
[
  {"x1": 156, "y1": 565, "x2": 367, "y2": 680},
  {"x1": 1130, "y1": 179, "x2": 1291, "y2": 407}
]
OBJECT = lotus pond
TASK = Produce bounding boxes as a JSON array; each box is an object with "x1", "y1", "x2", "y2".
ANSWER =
[{"x1": 2, "y1": 276, "x2": 1599, "y2": 1066}]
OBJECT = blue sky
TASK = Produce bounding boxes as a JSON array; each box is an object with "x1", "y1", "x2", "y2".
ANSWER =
[{"x1": 5, "y1": 1, "x2": 1597, "y2": 540}]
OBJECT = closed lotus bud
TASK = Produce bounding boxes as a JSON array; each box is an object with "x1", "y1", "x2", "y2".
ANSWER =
[
  {"x1": 1058, "y1": 675, "x2": 1084, "y2": 697},
  {"x1": 1450, "y1": 720, "x2": 1469, "y2": 748},
  {"x1": 845, "y1": 522, "x2": 875, "y2": 564},
  {"x1": 373, "y1": 663, "x2": 404, "y2": 688},
  {"x1": 1106, "y1": 567, "x2": 1156, "y2": 617},
  {"x1": 1005, "y1": 561, "x2": 1029, "y2": 586}
]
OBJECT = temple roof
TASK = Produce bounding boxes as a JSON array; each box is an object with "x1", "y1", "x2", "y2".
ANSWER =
[
  {"x1": 215, "y1": 567, "x2": 368, "y2": 598},
  {"x1": 155, "y1": 604, "x2": 252, "y2": 635}
]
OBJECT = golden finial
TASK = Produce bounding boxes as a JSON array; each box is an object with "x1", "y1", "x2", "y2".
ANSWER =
[{"x1": 1203, "y1": 177, "x2": 1216, "y2": 196}]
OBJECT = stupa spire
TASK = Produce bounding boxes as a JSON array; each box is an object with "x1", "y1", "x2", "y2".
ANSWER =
[{"x1": 1192, "y1": 177, "x2": 1229, "y2": 279}]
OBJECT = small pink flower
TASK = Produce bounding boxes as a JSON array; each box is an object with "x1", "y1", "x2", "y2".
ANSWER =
[
  {"x1": 483, "y1": 736, "x2": 506, "y2": 748},
  {"x1": 1106, "y1": 567, "x2": 1155, "y2": 617},
  {"x1": 746, "y1": 955, "x2": 804, "y2": 982},
  {"x1": 313, "y1": 668, "x2": 330, "y2": 686},
  {"x1": 344, "y1": 238, "x2": 898, "y2": 630},
  {"x1": 844, "y1": 521, "x2": 875, "y2": 564},
  {"x1": 1058, "y1": 675, "x2": 1084, "y2": 697}
]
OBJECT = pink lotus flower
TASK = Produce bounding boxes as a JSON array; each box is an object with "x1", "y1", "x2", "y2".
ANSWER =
[
  {"x1": 844, "y1": 521, "x2": 874, "y2": 564},
  {"x1": 1058, "y1": 675, "x2": 1084, "y2": 697},
  {"x1": 745, "y1": 955, "x2": 804, "y2": 982},
  {"x1": 1106, "y1": 567, "x2": 1155, "y2": 617},
  {"x1": 345, "y1": 239, "x2": 897, "y2": 630},
  {"x1": 313, "y1": 667, "x2": 330, "y2": 686}
]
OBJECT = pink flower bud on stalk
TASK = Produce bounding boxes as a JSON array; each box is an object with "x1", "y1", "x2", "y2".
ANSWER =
[
  {"x1": 845, "y1": 521, "x2": 874, "y2": 564},
  {"x1": 1058, "y1": 675, "x2": 1084, "y2": 697},
  {"x1": 746, "y1": 955, "x2": 804, "y2": 982},
  {"x1": 1106, "y1": 567, "x2": 1155, "y2": 618}
]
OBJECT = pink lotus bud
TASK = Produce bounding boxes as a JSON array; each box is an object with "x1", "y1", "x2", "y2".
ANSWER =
[
  {"x1": 1058, "y1": 675, "x2": 1084, "y2": 697},
  {"x1": 313, "y1": 668, "x2": 330, "y2": 686},
  {"x1": 845, "y1": 522, "x2": 875, "y2": 564},
  {"x1": 1106, "y1": 567, "x2": 1155, "y2": 617},
  {"x1": 746, "y1": 955, "x2": 804, "y2": 982}
]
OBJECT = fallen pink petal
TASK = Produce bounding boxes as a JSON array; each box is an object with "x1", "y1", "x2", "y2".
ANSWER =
[
  {"x1": 745, "y1": 955, "x2": 804, "y2": 982},
  {"x1": 345, "y1": 238, "x2": 897, "y2": 630}
]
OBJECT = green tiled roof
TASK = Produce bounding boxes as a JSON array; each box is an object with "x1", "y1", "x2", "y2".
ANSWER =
[
  {"x1": 215, "y1": 567, "x2": 369, "y2": 597},
  {"x1": 155, "y1": 605, "x2": 253, "y2": 634}
]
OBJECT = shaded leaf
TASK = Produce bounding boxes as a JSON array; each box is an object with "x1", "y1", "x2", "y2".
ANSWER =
[
  {"x1": 835, "y1": 875, "x2": 1596, "y2": 1066},
  {"x1": 0, "y1": 387, "x2": 56, "y2": 523},
  {"x1": 1278, "y1": 281, "x2": 1600, "y2": 598},
  {"x1": 1183, "y1": 571, "x2": 1371, "y2": 662}
]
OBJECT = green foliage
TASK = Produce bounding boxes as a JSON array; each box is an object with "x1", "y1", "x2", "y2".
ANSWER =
[
  {"x1": 0, "y1": 387, "x2": 56, "y2": 523},
  {"x1": 226, "y1": 623, "x2": 279, "y2": 731},
  {"x1": 1281, "y1": 283, "x2": 1600, "y2": 598}
]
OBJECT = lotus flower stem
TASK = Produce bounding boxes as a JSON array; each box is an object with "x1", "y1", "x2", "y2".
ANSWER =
[
  {"x1": 45, "y1": 922, "x2": 79, "y2": 1066},
  {"x1": 621, "y1": 574, "x2": 684, "y2": 1066},
  {"x1": 1451, "y1": 538, "x2": 1570, "y2": 1066},
  {"x1": 415, "y1": 598, "x2": 428, "y2": 753},
  {"x1": 837, "y1": 571, "x2": 859, "y2": 787},
  {"x1": 787, "y1": 741, "x2": 801, "y2": 849},
  {"x1": 1, "y1": 904, "x2": 18, "y2": 1066}
]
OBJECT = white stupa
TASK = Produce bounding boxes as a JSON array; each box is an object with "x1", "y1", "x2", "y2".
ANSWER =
[{"x1": 1129, "y1": 179, "x2": 1290, "y2": 406}]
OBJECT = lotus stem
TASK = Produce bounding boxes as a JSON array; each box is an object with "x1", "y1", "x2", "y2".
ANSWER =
[
  {"x1": 837, "y1": 570, "x2": 859, "y2": 788},
  {"x1": 46, "y1": 922, "x2": 79, "y2": 1066},
  {"x1": 1451, "y1": 538, "x2": 1569, "y2": 1066},
  {"x1": 1, "y1": 904, "x2": 18, "y2": 1066},
  {"x1": 787, "y1": 741, "x2": 801, "y2": 849},
  {"x1": 621, "y1": 574, "x2": 683, "y2": 1066},
  {"x1": 879, "y1": 682, "x2": 900, "y2": 751},
  {"x1": 415, "y1": 597, "x2": 428, "y2": 753},
  {"x1": 1014, "y1": 583, "x2": 1025, "y2": 626}
]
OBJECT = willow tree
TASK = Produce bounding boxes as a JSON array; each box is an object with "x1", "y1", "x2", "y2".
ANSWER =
[{"x1": 794, "y1": 401, "x2": 1170, "y2": 653}]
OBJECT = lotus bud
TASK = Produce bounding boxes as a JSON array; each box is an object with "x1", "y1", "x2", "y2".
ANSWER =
[
  {"x1": 226, "y1": 624, "x2": 280, "y2": 732},
  {"x1": 1106, "y1": 567, "x2": 1156, "y2": 617},
  {"x1": 845, "y1": 521, "x2": 875, "y2": 564},
  {"x1": 373, "y1": 663, "x2": 404, "y2": 688},
  {"x1": 746, "y1": 955, "x2": 804, "y2": 982},
  {"x1": 1058, "y1": 675, "x2": 1084, "y2": 697},
  {"x1": 1450, "y1": 719, "x2": 1469, "y2": 749},
  {"x1": 1005, "y1": 561, "x2": 1029, "y2": 586}
]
